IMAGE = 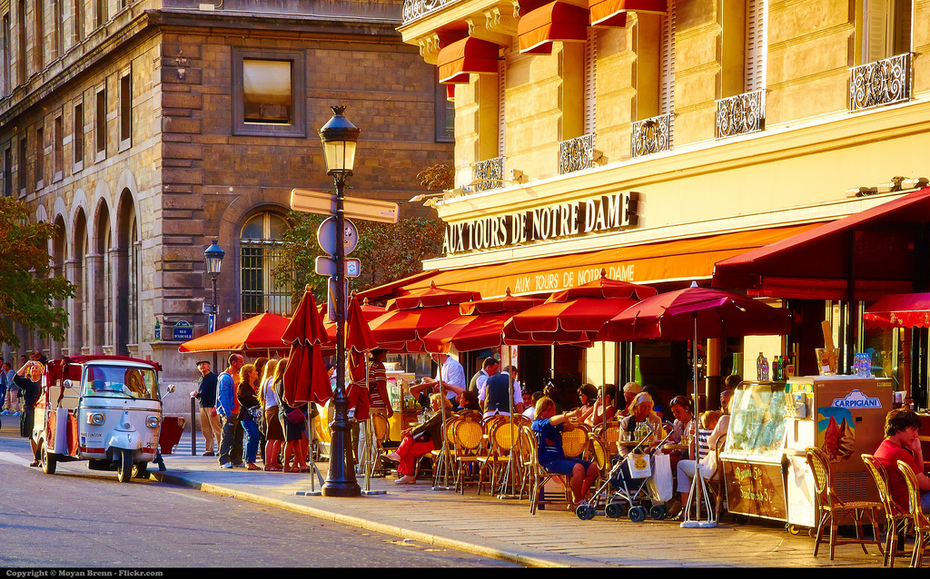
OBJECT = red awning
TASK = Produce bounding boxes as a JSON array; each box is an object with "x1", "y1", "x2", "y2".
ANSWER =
[
  {"x1": 518, "y1": 1, "x2": 589, "y2": 55},
  {"x1": 437, "y1": 37, "x2": 500, "y2": 84},
  {"x1": 712, "y1": 188, "x2": 930, "y2": 301},
  {"x1": 863, "y1": 293, "x2": 930, "y2": 328},
  {"x1": 589, "y1": 0, "x2": 666, "y2": 27}
]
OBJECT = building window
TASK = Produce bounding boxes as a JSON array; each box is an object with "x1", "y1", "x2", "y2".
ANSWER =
[
  {"x1": 434, "y1": 75, "x2": 454, "y2": 143},
  {"x1": 232, "y1": 49, "x2": 306, "y2": 137},
  {"x1": 17, "y1": 134, "x2": 26, "y2": 193},
  {"x1": 95, "y1": 86, "x2": 106, "y2": 161},
  {"x1": 239, "y1": 212, "x2": 293, "y2": 317},
  {"x1": 94, "y1": 0, "x2": 107, "y2": 29},
  {"x1": 34, "y1": 0, "x2": 43, "y2": 71},
  {"x1": 119, "y1": 70, "x2": 131, "y2": 149},
  {"x1": 73, "y1": 0, "x2": 84, "y2": 43},
  {"x1": 3, "y1": 147, "x2": 11, "y2": 197},
  {"x1": 2, "y1": 13, "x2": 10, "y2": 96},
  {"x1": 16, "y1": 0, "x2": 25, "y2": 84},
  {"x1": 34, "y1": 126, "x2": 43, "y2": 188},
  {"x1": 860, "y1": 0, "x2": 911, "y2": 63},
  {"x1": 53, "y1": 114, "x2": 62, "y2": 180},
  {"x1": 73, "y1": 101, "x2": 83, "y2": 169}
]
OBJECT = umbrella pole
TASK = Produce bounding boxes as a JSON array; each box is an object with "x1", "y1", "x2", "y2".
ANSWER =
[
  {"x1": 361, "y1": 353, "x2": 386, "y2": 496},
  {"x1": 432, "y1": 370, "x2": 454, "y2": 491},
  {"x1": 297, "y1": 411, "x2": 324, "y2": 496},
  {"x1": 497, "y1": 347, "x2": 518, "y2": 499},
  {"x1": 681, "y1": 312, "x2": 717, "y2": 528}
]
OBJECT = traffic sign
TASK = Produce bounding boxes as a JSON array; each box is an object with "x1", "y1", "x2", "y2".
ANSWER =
[
  {"x1": 317, "y1": 217, "x2": 359, "y2": 256},
  {"x1": 291, "y1": 188, "x2": 400, "y2": 224},
  {"x1": 315, "y1": 256, "x2": 361, "y2": 278}
]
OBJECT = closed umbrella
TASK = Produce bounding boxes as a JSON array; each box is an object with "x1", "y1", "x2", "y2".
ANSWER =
[
  {"x1": 600, "y1": 282, "x2": 791, "y2": 528},
  {"x1": 282, "y1": 288, "x2": 332, "y2": 406}
]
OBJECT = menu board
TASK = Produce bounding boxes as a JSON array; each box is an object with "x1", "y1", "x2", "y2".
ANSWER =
[{"x1": 724, "y1": 459, "x2": 787, "y2": 520}]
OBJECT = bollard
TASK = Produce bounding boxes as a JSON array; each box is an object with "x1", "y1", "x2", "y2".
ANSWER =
[{"x1": 190, "y1": 396, "x2": 197, "y2": 456}]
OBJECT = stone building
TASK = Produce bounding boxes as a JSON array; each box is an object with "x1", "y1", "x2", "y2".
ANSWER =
[{"x1": 0, "y1": 0, "x2": 453, "y2": 389}]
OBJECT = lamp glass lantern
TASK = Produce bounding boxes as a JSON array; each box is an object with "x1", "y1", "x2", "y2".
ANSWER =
[
  {"x1": 319, "y1": 106, "x2": 360, "y2": 176},
  {"x1": 204, "y1": 240, "x2": 225, "y2": 277}
]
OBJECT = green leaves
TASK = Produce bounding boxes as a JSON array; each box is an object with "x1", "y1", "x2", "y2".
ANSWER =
[{"x1": 0, "y1": 197, "x2": 75, "y2": 348}]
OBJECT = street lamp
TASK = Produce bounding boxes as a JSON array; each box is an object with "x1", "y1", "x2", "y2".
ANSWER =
[
  {"x1": 204, "y1": 239, "x2": 225, "y2": 333},
  {"x1": 319, "y1": 105, "x2": 361, "y2": 497}
]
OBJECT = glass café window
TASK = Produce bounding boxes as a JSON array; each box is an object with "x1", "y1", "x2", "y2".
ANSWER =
[{"x1": 233, "y1": 50, "x2": 306, "y2": 137}]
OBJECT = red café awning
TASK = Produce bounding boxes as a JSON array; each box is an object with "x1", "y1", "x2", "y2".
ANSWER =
[
  {"x1": 712, "y1": 188, "x2": 930, "y2": 301},
  {"x1": 589, "y1": 0, "x2": 666, "y2": 28},
  {"x1": 518, "y1": 1, "x2": 589, "y2": 55},
  {"x1": 437, "y1": 37, "x2": 500, "y2": 84},
  {"x1": 863, "y1": 293, "x2": 930, "y2": 329}
]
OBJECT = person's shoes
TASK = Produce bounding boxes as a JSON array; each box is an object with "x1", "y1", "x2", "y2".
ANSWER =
[
  {"x1": 246, "y1": 463, "x2": 260, "y2": 471},
  {"x1": 0, "y1": 410, "x2": 8, "y2": 415},
  {"x1": 385, "y1": 452, "x2": 401, "y2": 463},
  {"x1": 202, "y1": 451, "x2": 215, "y2": 457},
  {"x1": 232, "y1": 462, "x2": 244, "y2": 468},
  {"x1": 220, "y1": 462, "x2": 233, "y2": 469},
  {"x1": 264, "y1": 465, "x2": 282, "y2": 472},
  {"x1": 394, "y1": 475, "x2": 416, "y2": 484},
  {"x1": 29, "y1": 461, "x2": 39, "y2": 467},
  {"x1": 13, "y1": 411, "x2": 20, "y2": 416}
]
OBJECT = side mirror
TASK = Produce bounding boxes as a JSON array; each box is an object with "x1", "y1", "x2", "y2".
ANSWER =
[
  {"x1": 167, "y1": 384, "x2": 175, "y2": 394},
  {"x1": 63, "y1": 379, "x2": 77, "y2": 392}
]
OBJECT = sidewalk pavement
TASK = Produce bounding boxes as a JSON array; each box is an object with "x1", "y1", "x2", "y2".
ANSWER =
[{"x1": 149, "y1": 449, "x2": 889, "y2": 568}]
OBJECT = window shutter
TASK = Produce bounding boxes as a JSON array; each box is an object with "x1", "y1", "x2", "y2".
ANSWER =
[
  {"x1": 498, "y1": 56, "x2": 506, "y2": 157},
  {"x1": 660, "y1": 2, "x2": 676, "y2": 115},
  {"x1": 584, "y1": 28, "x2": 597, "y2": 136},
  {"x1": 864, "y1": 0, "x2": 892, "y2": 63},
  {"x1": 745, "y1": 0, "x2": 767, "y2": 92}
]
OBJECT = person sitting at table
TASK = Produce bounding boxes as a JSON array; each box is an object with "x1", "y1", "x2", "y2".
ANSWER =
[
  {"x1": 668, "y1": 395, "x2": 695, "y2": 446},
  {"x1": 873, "y1": 409, "x2": 930, "y2": 512},
  {"x1": 619, "y1": 381, "x2": 643, "y2": 416},
  {"x1": 585, "y1": 384, "x2": 618, "y2": 428},
  {"x1": 457, "y1": 389, "x2": 481, "y2": 412},
  {"x1": 619, "y1": 391, "x2": 664, "y2": 457},
  {"x1": 532, "y1": 396, "x2": 599, "y2": 508},
  {"x1": 386, "y1": 393, "x2": 452, "y2": 484},
  {"x1": 576, "y1": 383, "x2": 598, "y2": 422},
  {"x1": 676, "y1": 391, "x2": 731, "y2": 512}
]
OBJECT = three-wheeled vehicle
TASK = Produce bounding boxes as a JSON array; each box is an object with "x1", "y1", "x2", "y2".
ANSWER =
[{"x1": 32, "y1": 355, "x2": 173, "y2": 482}]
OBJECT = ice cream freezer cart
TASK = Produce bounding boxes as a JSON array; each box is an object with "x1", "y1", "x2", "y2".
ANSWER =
[
  {"x1": 781, "y1": 375, "x2": 892, "y2": 532},
  {"x1": 720, "y1": 376, "x2": 891, "y2": 531}
]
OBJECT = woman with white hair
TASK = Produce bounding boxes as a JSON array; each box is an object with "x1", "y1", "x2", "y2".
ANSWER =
[
  {"x1": 618, "y1": 391, "x2": 663, "y2": 457},
  {"x1": 620, "y1": 381, "x2": 643, "y2": 416}
]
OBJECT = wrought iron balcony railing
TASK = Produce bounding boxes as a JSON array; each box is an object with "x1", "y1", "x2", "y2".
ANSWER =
[
  {"x1": 559, "y1": 134, "x2": 596, "y2": 174},
  {"x1": 631, "y1": 114, "x2": 673, "y2": 158},
  {"x1": 472, "y1": 156, "x2": 505, "y2": 192},
  {"x1": 715, "y1": 90, "x2": 765, "y2": 139},
  {"x1": 402, "y1": 0, "x2": 459, "y2": 23},
  {"x1": 849, "y1": 53, "x2": 912, "y2": 112}
]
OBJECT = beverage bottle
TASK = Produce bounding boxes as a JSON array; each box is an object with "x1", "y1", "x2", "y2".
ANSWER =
[
  {"x1": 761, "y1": 355, "x2": 769, "y2": 381},
  {"x1": 155, "y1": 317, "x2": 161, "y2": 341},
  {"x1": 756, "y1": 352, "x2": 764, "y2": 381},
  {"x1": 773, "y1": 356, "x2": 781, "y2": 381}
]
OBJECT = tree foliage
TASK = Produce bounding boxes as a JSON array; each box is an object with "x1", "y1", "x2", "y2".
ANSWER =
[
  {"x1": 416, "y1": 163, "x2": 454, "y2": 192},
  {"x1": 276, "y1": 210, "x2": 445, "y2": 307},
  {"x1": 0, "y1": 197, "x2": 75, "y2": 349}
]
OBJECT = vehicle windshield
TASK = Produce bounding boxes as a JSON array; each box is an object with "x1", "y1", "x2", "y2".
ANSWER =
[{"x1": 83, "y1": 365, "x2": 159, "y2": 400}]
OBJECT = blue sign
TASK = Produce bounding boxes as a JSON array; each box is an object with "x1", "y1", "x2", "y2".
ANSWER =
[{"x1": 173, "y1": 320, "x2": 194, "y2": 341}]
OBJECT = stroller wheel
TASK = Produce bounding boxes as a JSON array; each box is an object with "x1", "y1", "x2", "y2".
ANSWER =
[
  {"x1": 650, "y1": 504, "x2": 667, "y2": 520},
  {"x1": 628, "y1": 506, "x2": 647, "y2": 522},
  {"x1": 575, "y1": 504, "x2": 596, "y2": 520},
  {"x1": 605, "y1": 503, "x2": 623, "y2": 519}
]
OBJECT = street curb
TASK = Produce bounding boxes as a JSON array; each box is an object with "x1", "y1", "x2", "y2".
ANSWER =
[{"x1": 151, "y1": 471, "x2": 574, "y2": 568}]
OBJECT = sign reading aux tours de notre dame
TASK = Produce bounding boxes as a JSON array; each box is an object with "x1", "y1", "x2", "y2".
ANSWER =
[{"x1": 442, "y1": 192, "x2": 639, "y2": 256}]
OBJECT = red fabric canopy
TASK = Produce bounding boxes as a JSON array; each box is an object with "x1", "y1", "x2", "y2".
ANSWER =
[
  {"x1": 368, "y1": 283, "x2": 481, "y2": 352},
  {"x1": 179, "y1": 312, "x2": 290, "y2": 354},
  {"x1": 589, "y1": 0, "x2": 666, "y2": 27},
  {"x1": 863, "y1": 292, "x2": 930, "y2": 328},
  {"x1": 421, "y1": 293, "x2": 544, "y2": 352},
  {"x1": 518, "y1": 1, "x2": 589, "y2": 55},
  {"x1": 437, "y1": 37, "x2": 500, "y2": 84},
  {"x1": 713, "y1": 188, "x2": 930, "y2": 301}
]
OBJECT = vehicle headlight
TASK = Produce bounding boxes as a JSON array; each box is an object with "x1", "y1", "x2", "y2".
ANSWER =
[
  {"x1": 87, "y1": 413, "x2": 105, "y2": 426},
  {"x1": 146, "y1": 415, "x2": 160, "y2": 429}
]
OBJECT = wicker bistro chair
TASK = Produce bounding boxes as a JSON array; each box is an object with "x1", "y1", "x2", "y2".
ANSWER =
[
  {"x1": 594, "y1": 421, "x2": 622, "y2": 457},
  {"x1": 523, "y1": 424, "x2": 573, "y2": 515},
  {"x1": 365, "y1": 411, "x2": 391, "y2": 478},
  {"x1": 477, "y1": 418, "x2": 520, "y2": 495},
  {"x1": 429, "y1": 413, "x2": 462, "y2": 488},
  {"x1": 561, "y1": 426, "x2": 589, "y2": 459},
  {"x1": 897, "y1": 459, "x2": 930, "y2": 567},
  {"x1": 452, "y1": 417, "x2": 486, "y2": 494},
  {"x1": 862, "y1": 454, "x2": 911, "y2": 567},
  {"x1": 806, "y1": 447, "x2": 883, "y2": 560}
]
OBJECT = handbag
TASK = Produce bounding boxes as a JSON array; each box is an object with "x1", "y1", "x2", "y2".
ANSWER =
[
  {"x1": 247, "y1": 405, "x2": 262, "y2": 422},
  {"x1": 286, "y1": 407, "x2": 305, "y2": 425}
]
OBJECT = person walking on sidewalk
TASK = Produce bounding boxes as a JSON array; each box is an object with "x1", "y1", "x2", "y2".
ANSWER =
[
  {"x1": 237, "y1": 363, "x2": 263, "y2": 471},
  {"x1": 5, "y1": 360, "x2": 21, "y2": 416},
  {"x1": 191, "y1": 360, "x2": 221, "y2": 456},
  {"x1": 217, "y1": 353, "x2": 244, "y2": 469},
  {"x1": 13, "y1": 360, "x2": 44, "y2": 466}
]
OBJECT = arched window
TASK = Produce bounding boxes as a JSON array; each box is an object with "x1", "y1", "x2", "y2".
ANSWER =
[{"x1": 239, "y1": 211, "x2": 292, "y2": 317}]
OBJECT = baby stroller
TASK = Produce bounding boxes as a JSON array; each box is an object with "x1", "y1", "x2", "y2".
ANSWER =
[{"x1": 576, "y1": 424, "x2": 675, "y2": 521}]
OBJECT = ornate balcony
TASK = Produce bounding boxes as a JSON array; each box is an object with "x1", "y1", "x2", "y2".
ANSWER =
[
  {"x1": 715, "y1": 90, "x2": 765, "y2": 139},
  {"x1": 402, "y1": 0, "x2": 460, "y2": 23},
  {"x1": 559, "y1": 134, "x2": 596, "y2": 174},
  {"x1": 631, "y1": 114, "x2": 672, "y2": 158},
  {"x1": 472, "y1": 156, "x2": 506, "y2": 192},
  {"x1": 849, "y1": 53, "x2": 912, "y2": 112}
]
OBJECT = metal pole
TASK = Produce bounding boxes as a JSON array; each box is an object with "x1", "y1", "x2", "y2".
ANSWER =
[
  {"x1": 190, "y1": 396, "x2": 197, "y2": 456},
  {"x1": 322, "y1": 175, "x2": 361, "y2": 497}
]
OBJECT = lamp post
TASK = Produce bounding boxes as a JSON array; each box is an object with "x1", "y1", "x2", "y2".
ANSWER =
[
  {"x1": 319, "y1": 105, "x2": 361, "y2": 497},
  {"x1": 204, "y1": 239, "x2": 225, "y2": 333}
]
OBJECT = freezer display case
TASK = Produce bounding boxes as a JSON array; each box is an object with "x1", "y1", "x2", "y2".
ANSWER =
[
  {"x1": 782, "y1": 376, "x2": 892, "y2": 530},
  {"x1": 720, "y1": 381, "x2": 791, "y2": 522}
]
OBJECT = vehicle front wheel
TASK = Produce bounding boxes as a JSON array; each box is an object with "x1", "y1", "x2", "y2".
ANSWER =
[
  {"x1": 117, "y1": 449, "x2": 133, "y2": 483},
  {"x1": 40, "y1": 442, "x2": 56, "y2": 475}
]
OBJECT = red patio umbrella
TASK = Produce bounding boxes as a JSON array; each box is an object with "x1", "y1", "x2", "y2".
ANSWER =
[
  {"x1": 367, "y1": 282, "x2": 480, "y2": 352},
  {"x1": 421, "y1": 290, "x2": 545, "y2": 353},
  {"x1": 599, "y1": 282, "x2": 791, "y2": 528},
  {"x1": 282, "y1": 288, "x2": 332, "y2": 406},
  {"x1": 178, "y1": 312, "x2": 291, "y2": 355},
  {"x1": 502, "y1": 270, "x2": 657, "y2": 342}
]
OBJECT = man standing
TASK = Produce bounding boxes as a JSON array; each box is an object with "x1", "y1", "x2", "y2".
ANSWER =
[
  {"x1": 415, "y1": 353, "x2": 466, "y2": 405},
  {"x1": 475, "y1": 357, "x2": 500, "y2": 408},
  {"x1": 216, "y1": 353, "x2": 244, "y2": 469},
  {"x1": 191, "y1": 360, "x2": 221, "y2": 457}
]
